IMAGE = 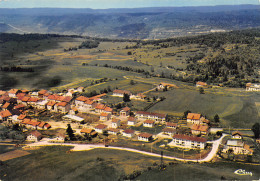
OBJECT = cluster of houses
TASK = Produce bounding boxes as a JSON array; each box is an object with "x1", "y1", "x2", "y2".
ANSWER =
[{"x1": 1, "y1": 88, "x2": 255, "y2": 157}]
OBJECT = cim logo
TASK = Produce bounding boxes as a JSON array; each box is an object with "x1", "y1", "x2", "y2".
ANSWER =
[{"x1": 234, "y1": 169, "x2": 253, "y2": 176}]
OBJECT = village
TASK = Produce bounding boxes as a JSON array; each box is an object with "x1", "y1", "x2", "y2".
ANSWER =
[{"x1": 0, "y1": 82, "x2": 259, "y2": 163}]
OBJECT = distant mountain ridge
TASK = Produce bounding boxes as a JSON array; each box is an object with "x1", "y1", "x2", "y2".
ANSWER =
[{"x1": 0, "y1": 5, "x2": 260, "y2": 39}]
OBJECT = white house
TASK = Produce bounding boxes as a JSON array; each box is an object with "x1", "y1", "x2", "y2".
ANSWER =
[
  {"x1": 162, "y1": 128, "x2": 176, "y2": 137},
  {"x1": 232, "y1": 131, "x2": 243, "y2": 139},
  {"x1": 187, "y1": 113, "x2": 202, "y2": 125},
  {"x1": 26, "y1": 130, "x2": 42, "y2": 142},
  {"x1": 223, "y1": 140, "x2": 253, "y2": 155},
  {"x1": 166, "y1": 122, "x2": 178, "y2": 129},
  {"x1": 120, "y1": 107, "x2": 130, "y2": 117},
  {"x1": 50, "y1": 133, "x2": 66, "y2": 143},
  {"x1": 46, "y1": 101, "x2": 56, "y2": 111},
  {"x1": 143, "y1": 120, "x2": 155, "y2": 128},
  {"x1": 100, "y1": 113, "x2": 111, "y2": 121},
  {"x1": 138, "y1": 132, "x2": 153, "y2": 142},
  {"x1": 36, "y1": 100, "x2": 48, "y2": 110},
  {"x1": 122, "y1": 129, "x2": 135, "y2": 138},
  {"x1": 191, "y1": 124, "x2": 209, "y2": 135},
  {"x1": 113, "y1": 89, "x2": 132, "y2": 97},
  {"x1": 75, "y1": 96, "x2": 89, "y2": 110},
  {"x1": 8, "y1": 89, "x2": 20, "y2": 98},
  {"x1": 127, "y1": 117, "x2": 137, "y2": 126},
  {"x1": 136, "y1": 111, "x2": 167, "y2": 122},
  {"x1": 95, "y1": 124, "x2": 107, "y2": 133},
  {"x1": 107, "y1": 128, "x2": 120, "y2": 135},
  {"x1": 54, "y1": 102, "x2": 70, "y2": 114},
  {"x1": 168, "y1": 134, "x2": 206, "y2": 150},
  {"x1": 111, "y1": 118, "x2": 121, "y2": 128},
  {"x1": 246, "y1": 83, "x2": 260, "y2": 91}
]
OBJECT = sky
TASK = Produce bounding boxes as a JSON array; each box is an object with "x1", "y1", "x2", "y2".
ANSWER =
[{"x1": 0, "y1": 0, "x2": 259, "y2": 9}]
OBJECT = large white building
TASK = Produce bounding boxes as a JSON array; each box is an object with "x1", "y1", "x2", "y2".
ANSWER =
[{"x1": 168, "y1": 134, "x2": 207, "y2": 149}]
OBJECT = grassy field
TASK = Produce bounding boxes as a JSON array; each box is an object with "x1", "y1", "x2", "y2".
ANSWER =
[
  {"x1": 0, "y1": 146, "x2": 259, "y2": 181},
  {"x1": 135, "y1": 161, "x2": 260, "y2": 181},
  {"x1": 0, "y1": 146, "x2": 162, "y2": 181},
  {"x1": 147, "y1": 88, "x2": 260, "y2": 128},
  {"x1": 0, "y1": 145, "x2": 16, "y2": 154}
]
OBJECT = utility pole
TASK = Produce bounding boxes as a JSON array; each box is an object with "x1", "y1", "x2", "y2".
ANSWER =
[{"x1": 161, "y1": 151, "x2": 164, "y2": 168}]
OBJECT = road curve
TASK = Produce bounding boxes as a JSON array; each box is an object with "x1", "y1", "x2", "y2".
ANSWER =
[{"x1": 24, "y1": 134, "x2": 228, "y2": 163}]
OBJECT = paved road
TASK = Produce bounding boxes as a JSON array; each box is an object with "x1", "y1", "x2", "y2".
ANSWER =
[{"x1": 25, "y1": 134, "x2": 228, "y2": 163}]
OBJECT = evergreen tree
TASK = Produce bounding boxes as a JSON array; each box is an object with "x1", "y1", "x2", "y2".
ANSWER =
[
  {"x1": 66, "y1": 124, "x2": 75, "y2": 141},
  {"x1": 214, "y1": 114, "x2": 220, "y2": 123},
  {"x1": 199, "y1": 87, "x2": 205, "y2": 94},
  {"x1": 252, "y1": 123, "x2": 260, "y2": 139},
  {"x1": 123, "y1": 93, "x2": 131, "y2": 102}
]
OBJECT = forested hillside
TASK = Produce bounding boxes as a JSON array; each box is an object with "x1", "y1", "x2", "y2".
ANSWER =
[{"x1": 1, "y1": 5, "x2": 260, "y2": 39}]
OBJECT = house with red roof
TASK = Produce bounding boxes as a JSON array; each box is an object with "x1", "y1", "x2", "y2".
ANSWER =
[
  {"x1": 8, "y1": 89, "x2": 21, "y2": 98},
  {"x1": 37, "y1": 121, "x2": 47, "y2": 130},
  {"x1": 95, "y1": 124, "x2": 108, "y2": 133},
  {"x1": 162, "y1": 128, "x2": 176, "y2": 137},
  {"x1": 187, "y1": 113, "x2": 202, "y2": 125},
  {"x1": 103, "y1": 107, "x2": 113, "y2": 114},
  {"x1": 120, "y1": 107, "x2": 130, "y2": 117},
  {"x1": 54, "y1": 102, "x2": 70, "y2": 114},
  {"x1": 27, "y1": 97, "x2": 39, "y2": 107},
  {"x1": 107, "y1": 128, "x2": 120, "y2": 135},
  {"x1": 191, "y1": 124, "x2": 209, "y2": 135},
  {"x1": 143, "y1": 120, "x2": 155, "y2": 128},
  {"x1": 17, "y1": 114, "x2": 27, "y2": 122},
  {"x1": 0, "y1": 110, "x2": 12, "y2": 122},
  {"x1": 100, "y1": 113, "x2": 111, "y2": 121},
  {"x1": 75, "y1": 96, "x2": 89, "y2": 108},
  {"x1": 21, "y1": 96, "x2": 31, "y2": 106},
  {"x1": 2, "y1": 102, "x2": 13, "y2": 111},
  {"x1": 169, "y1": 134, "x2": 207, "y2": 149},
  {"x1": 82, "y1": 100, "x2": 96, "y2": 112},
  {"x1": 14, "y1": 104, "x2": 25, "y2": 111},
  {"x1": 80, "y1": 128, "x2": 97, "y2": 138},
  {"x1": 38, "y1": 90, "x2": 48, "y2": 98},
  {"x1": 27, "y1": 130, "x2": 42, "y2": 142},
  {"x1": 122, "y1": 129, "x2": 135, "y2": 138},
  {"x1": 138, "y1": 132, "x2": 153, "y2": 142},
  {"x1": 95, "y1": 104, "x2": 107, "y2": 113},
  {"x1": 46, "y1": 101, "x2": 56, "y2": 111},
  {"x1": 166, "y1": 122, "x2": 178, "y2": 129},
  {"x1": 127, "y1": 117, "x2": 137, "y2": 126}
]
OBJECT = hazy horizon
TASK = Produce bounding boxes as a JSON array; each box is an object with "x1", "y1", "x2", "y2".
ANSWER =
[{"x1": 0, "y1": 0, "x2": 259, "y2": 9}]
